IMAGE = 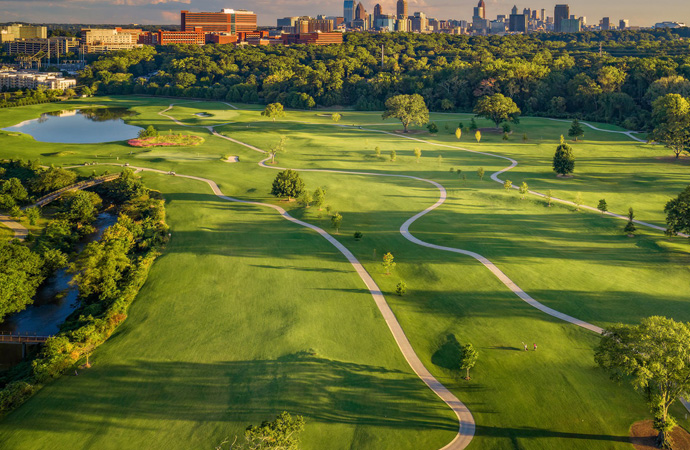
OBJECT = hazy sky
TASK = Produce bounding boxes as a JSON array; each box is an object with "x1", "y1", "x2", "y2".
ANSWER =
[{"x1": 0, "y1": 0, "x2": 687, "y2": 27}]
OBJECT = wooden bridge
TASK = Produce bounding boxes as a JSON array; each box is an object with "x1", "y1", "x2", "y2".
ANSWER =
[
  {"x1": 27, "y1": 173, "x2": 121, "y2": 209},
  {"x1": 0, "y1": 332, "x2": 52, "y2": 358}
]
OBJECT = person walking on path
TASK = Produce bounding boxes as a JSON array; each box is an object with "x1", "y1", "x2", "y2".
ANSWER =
[
  {"x1": 522, "y1": 342, "x2": 528, "y2": 351},
  {"x1": 533, "y1": 343, "x2": 537, "y2": 351}
]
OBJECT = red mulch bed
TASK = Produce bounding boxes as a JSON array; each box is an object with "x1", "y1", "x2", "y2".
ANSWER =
[{"x1": 630, "y1": 420, "x2": 690, "y2": 450}]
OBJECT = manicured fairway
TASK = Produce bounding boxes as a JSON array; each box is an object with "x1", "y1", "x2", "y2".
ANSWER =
[{"x1": 1, "y1": 96, "x2": 689, "y2": 450}]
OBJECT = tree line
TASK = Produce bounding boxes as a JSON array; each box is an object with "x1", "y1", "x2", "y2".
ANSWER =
[{"x1": 79, "y1": 29, "x2": 690, "y2": 131}]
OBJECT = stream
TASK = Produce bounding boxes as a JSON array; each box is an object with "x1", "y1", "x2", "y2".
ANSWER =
[{"x1": 0, "y1": 213, "x2": 117, "y2": 369}]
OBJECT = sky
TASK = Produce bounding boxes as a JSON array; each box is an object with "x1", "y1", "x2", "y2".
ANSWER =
[{"x1": 0, "y1": 0, "x2": 688, "y2": 28}]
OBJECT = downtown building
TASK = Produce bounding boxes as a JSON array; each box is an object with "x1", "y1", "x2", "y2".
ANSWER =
[
  {"x1": 181, "y1": 9, "x2": 258, "y2": 34},
  {"x1": 81, "y1": 28, "x2": 143, "y2": 53},
  {"x1": 0, "y1": 70, "x2": 76, "y2": 90}
]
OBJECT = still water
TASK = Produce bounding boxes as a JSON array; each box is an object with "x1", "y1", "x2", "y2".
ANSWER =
[{"x1": 2, "y1": 107, "x2": 142, "y2": 144}]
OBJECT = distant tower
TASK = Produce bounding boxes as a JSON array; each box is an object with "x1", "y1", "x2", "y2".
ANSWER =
[
  {"x1": 473, "y1": 0, "x2": 486, "y2": 19},
  {"x1": 396, "y1": 0, "x2": 408, "y2": 19},
  {"x1": 374, "y1": 3, "x2": 383, "y2": 19},
  {"x1": 344, "y1": 0, "x2": 355, "y2": 24},
  {"x1": 355, "y1": 2, "x2": 367, "y2": 21},
  {"x1": 511, "y1": 5, "x2": 518, "y2": 15},
  {"x1": 554, "y1": 4, "x2": 570, "y2": 32}
]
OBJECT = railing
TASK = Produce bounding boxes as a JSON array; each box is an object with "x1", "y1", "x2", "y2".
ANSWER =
[
  {"x1": 0, "y1": 331, "x2": 51, "y2": 344},
  {"x1": 30, "y1": 173, "x2": 120, "y2": 208}
]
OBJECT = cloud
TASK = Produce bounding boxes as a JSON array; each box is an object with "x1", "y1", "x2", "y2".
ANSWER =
[{"x1": 161, "y1": 10, "x2": 179, "y2": 21}]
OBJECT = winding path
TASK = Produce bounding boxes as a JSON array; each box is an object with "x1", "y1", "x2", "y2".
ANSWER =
[
  {"x1": 93, "y1": 103, "x2": 687, "y2": 448},
  {"x1": 0, "y1": 214, "x2": 28, "y2": 240}
]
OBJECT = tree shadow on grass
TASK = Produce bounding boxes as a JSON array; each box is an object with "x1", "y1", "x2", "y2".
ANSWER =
[{"x1": 431, "y1": 334, "x2": 462, "y2": 371}]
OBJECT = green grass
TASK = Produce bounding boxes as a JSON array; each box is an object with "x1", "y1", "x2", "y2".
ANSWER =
[{"x1": 0, "y1": 96, "x2": 688, "y2": 450}]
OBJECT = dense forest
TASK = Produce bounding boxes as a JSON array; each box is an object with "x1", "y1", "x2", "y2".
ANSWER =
[{"x1": 79, "y1": 29, "x2": 690, "y2": 130}]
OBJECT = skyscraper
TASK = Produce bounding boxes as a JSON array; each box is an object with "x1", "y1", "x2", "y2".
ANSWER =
[
  {"x1": 473, "y1": 0, "x2": 486, "y2": 20},
  {"x1": 373, "y1": 4, "x2": 383, "y2": 19},
  {"x1": 554, "y1": 4, "x2": 569, "y2": 32},
  {"x1": 343, "y1": 0, "x2": 354, "y2": 24},
  {"x1": 396, "y1": 0, "x2": 407, "y2": 19},
  {"x1": 355, "y1": 2, "x2": 366, "y2": 21},
  {"x1": 600, "y1": 17, "x2": 610, "y2": 30}
]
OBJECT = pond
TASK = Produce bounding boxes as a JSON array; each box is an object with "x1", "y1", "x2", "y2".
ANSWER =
[{"x1": 2, "y1": 107, "x2": 143, "y2": 144}]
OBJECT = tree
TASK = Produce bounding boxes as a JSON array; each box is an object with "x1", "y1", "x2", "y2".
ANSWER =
[
  {"x1": 519, "y1": 182, "x2": 529, "y2": 199},
  {"x1": 31, "y1": 166, "x2": 77, "y2": 194},
  {"x1": 473, "y1": 93, "x2": 521, "y2": 128},
  {"x1": 271, "y1": 169, "x2": 305, "y2": 200},
  {"x1": 414, "y1": 147, "x2": 422, "y2": 162},
  {"x1": 553, "y1": 136, "x2": 575, "y2": 176},
  {"x1": 595, "y1": 316, "x2": 690, "y2": 449},
  {"x1": 390, "y1": 150, "x2": 396, "y2": 161},
  {"x1": 460, "y1": 343, "x2": 478, "y2": 380},
  {"x1": 477, "y1": 167, "x2": 485, "y2": 181},
  {"x1": 469, "y1": 118, "x2": 478, "y2": 131},
  {"x1": 651, "y1": 94, "x2": 690, "y2": 159},
  {"x1": 382, "y1": 252, "x2": 395, "y2": 275},
  {"x1": 299, "y1": 190, "x2": 313, "y2": 207},
  {"x1": 331, "y1": 112, "x2": 341, "y2": 123},
  {"x1": 1, "y1": 178, "x2": 28, "y2": 204},
  {"x1": 664, "y1": 185, "x2": 690, "y2": 237},
  {"x1": 546, "y1": 189, "x2": 553, "y2": 207},
  {"x1": 502, "y1": 123, "x2": 511, "y2": 133},
  {"x1": 268, "y1": 136, "x2": 287, "y2": 164},
  {"x1": 455, "y1": 128, "x2": 462, "y2": 140},
  {"x1": 331, "y1": 213, "x2": 342, "y2": 234},
  {"x1": 522, "y1": 133, "x2": 528, "y2": 143},
  {"x1": 25, "y1": 206, "x2": 41, "y2": 225},
  {"x1": 374, "y1": 146, "x2": 381, "y2": 158},
  {"x1": 575, "y1": 192, "x2": 583, "y2": 211},
  {"x1": 244, "y1": 411, "x2": 305, "y2": 450},
  {"x1": 0, "y1": 240, "x2": 44, "y2": 321},
  {"x1": 59, "y1": 191, "x2": 102, "y2": 225},
  {"x1": 138, "y1": 125, "x2": 158, "y2": 139},
  {"x1": 568, "y1": 119, "x2": 585, "y2": 141},
  {"x1": 458, "y1": 122, "x2": 464, "y2": 131},
  {"x1": 597, "y1": 199, "x2": 608, "y2": 214},
  {"x1": 396, "y1": 281, "x2": 407, "y2": 296},
  {"x1": 354, "y1": 231, "x2": 363, "y2": 241},
  {"x1": 502, "y1": 132, "x2": 509, "y2": 141},
  {"x1": 382, "y1": 94, "x2": 429, "y2": 133},
  {"x1": 261, "y1": 102, "x2": 285, "y2": 122},
  {"x1": 475, "y1": 130, "x2": 481, "y2": 143},
  {"x1": 625, "y1": 207, "x2": 637, "y2": 236},
  {"x1": 427, "y1": 122, "x2": 438, "y2": 134},
  {"x1": 503, "y1": 180, "x2": 512, "y2": 190},
  {"x1": 313, "y1": 187, "x2": 326, "y2": 210}
]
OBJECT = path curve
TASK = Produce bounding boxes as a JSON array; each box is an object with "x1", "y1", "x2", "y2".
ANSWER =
[
  {"x1": 0, "y1": 214, "x2": 28, "y2": 240},
  {"x1": 85, "y1": 162, "x2": 475, "y2": 450}
]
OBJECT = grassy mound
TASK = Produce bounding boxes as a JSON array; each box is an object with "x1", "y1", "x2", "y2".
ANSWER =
[{"x1": 128, "y1": 134, "x2": 204, "y2": 148}]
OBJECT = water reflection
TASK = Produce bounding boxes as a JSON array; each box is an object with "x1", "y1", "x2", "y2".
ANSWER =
[{"x1": 2, "y1": 108, "x2": 142, "y2": 144}]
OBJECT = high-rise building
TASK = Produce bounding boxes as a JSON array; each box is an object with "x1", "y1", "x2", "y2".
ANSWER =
[
  {"x1": 396, "y1": 0, "x2": 408, "y2": 19},
  {"x1": 0, "y1": 24, "x2": 47, "y2": 43},
  {"x1": 509, "y1": 13, "x2": 527, "y2": 32},
  {"x1": 560, "y1": 17, "x2": 581, "y2": 32},
  {"x1": 181, "y1": 9, "x2": 257, "y2": 34},
  {"x1": 354, "y1": 3, "x2": 367, "y2": 21},
  {"x1": 81, "y1": 28, "x2": 143, "y2": 53},
  {"x1": 412, "y1": 11, "x2": 428, "y2": 32},
  {"x1": 6, "y1": 37, "x2": 79, "y2": 56},
  {"x1": 619, "y1": 19, "x2": 629, "y2": 30},
  {"x1": 277, "y1": 17, "x2": 299, "y2": 28},
  {"x1": 344, "y1": 0, "x2": 355, "y2": 24},
  {"x1": 554, "y1": 4, "x2": 570, "y2": 32},
  {"x1": 373, "y1": 4, "x2": 383, "y2": 19},
  {"x1": 473, "y1": 0, "x2": 486, "y2": 20},
  {"x1": 600, "y1": 17, "x2": 610, "y2": 30},
  {"x1": 511, "y1": 5, "x2": 518, "y2": 15}
]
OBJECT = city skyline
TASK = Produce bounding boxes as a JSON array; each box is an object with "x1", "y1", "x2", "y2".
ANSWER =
[{"x1": 0, "y1": 0, "x2": 688, "y2": 27}]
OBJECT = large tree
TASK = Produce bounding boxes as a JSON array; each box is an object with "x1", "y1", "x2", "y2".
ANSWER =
[
  {"x1": 473, "y1": 93, "x2": 521, "y2": 129},
  {"x1": 382, "y1": 94, "x2": 429, "y2": 133},
  {"x1": 595, "y1": 316, "x2": 690, "y2": 449},
  {"x1": 553, "y1": 136, "x2": 575, "y2": 176},
  {"x1": 652, "y1": 94, "x2": 690, "y2": 159},
  {"x1": 664, "y1": 185, "x2": 690, "y2": 237},
  {"x1": 568, "y1": 119, "x2": 585, "y2": 141},
  {"x1": 0, "y1": 240, "x2": 44, "y2": 321},
  {"x1": 271, "y1": 169, "x2": 305, "y2": 200},
  {"x1": 243, "y1": 412, "x2": 305, "y2": 450},
  {"x1": 261, "y1": 102, "x2": 285, "y2": 122}
]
